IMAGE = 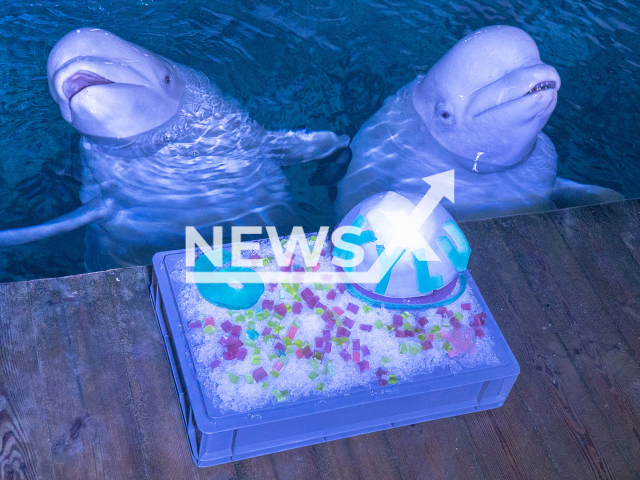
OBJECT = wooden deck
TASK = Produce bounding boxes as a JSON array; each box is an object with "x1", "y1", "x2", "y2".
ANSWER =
[{"x1": 1, "y1": 199, "x2": 640, "y2": 480}]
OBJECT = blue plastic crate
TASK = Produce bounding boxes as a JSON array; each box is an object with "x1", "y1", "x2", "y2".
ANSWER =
[{"x1": 150, "y1": 248, "x2": 519, "y2": 467}]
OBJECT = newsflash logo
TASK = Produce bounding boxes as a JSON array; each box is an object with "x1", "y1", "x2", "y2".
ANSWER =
[{"x1": 185, "y1": 170, "x2": 458, "y2": 285}]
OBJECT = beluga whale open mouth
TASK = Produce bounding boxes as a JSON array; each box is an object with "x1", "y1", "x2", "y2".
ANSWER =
[
  {"x1": 525, "y1": 80, "x2": 556, "y2": 95},
  {"x1": 63, "y1": 70, "x2": 113, "y2": 104}
]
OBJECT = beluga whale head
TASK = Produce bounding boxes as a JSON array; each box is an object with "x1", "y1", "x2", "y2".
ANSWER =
[
  {"x1": 48, "y1": 28, "x2": 186, "y2": 139},
  {"x1": 413, "y1": 25, "x2": 561, "y2": 173}
]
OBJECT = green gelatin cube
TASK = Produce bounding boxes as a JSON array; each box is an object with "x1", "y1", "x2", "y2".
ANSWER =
[
  {"x1": 281, "y1": 356, "x2": 290, "y2": 365},
  {"x1": 314, "y1": 283, "x2": 323, "y2": 290},
  {"x1": 418, "y1": 334, "x2": 427, "y2": 341},
  {"x1": 257, "y1": 310, "x2": 270, "y2": 320},
  {"x1": 443, "y1": 342, "x2": 452, "y2": 352},
  {"x1": 388, "y1": 375, "x2": 397, "y2": 384},
  {"x1": 310, "y1": 235, "x2": 317, "y2": 241},
  {"x1": 381, "y1": 356, "x2": 390, "y2": 365},
  {"x1": 254, "y1": 347, "x2": 261, "y2": 354},
  {"x1": 435, "y1": 332, "x2": 443, "y2": 341},
  {"x1": 323, "y1": 284, "x2": 331, "y2": 291},
  {"x1": 243, "y1": 338, "x2": 256, "y2": 347},
  {"x1": 284, "y1": 337, "x2": 292, "y2": 346},
  {"x1": 272, "y1": 389, "x2": 284, "y2": 402},
  {"x1": 293, "y1": 340, "x2": 303, "y2": 348},
  {"x1": 385, "y1": 324, "x2": 394, "y2": 332},
  {"x1": 263, "y1": 258, "x2": 269, "y2": 266},
  {"x1": 315, "y1": 308, "x2": 325, "y2": 315},
  {"x1": 247, "y1": 320, "x2": 256, "y2": 329},
  {"x1": 363, "y1": 305, "x2": 373, "y2": 314},
  {"x1": 261, "y1": 381, "x2": 269, "y2": 389},
  {"x1": 274, "y1": 313, "x2": 283, "y2": 320},
  {"x1": 251, "y1": 355, "x2": 261, "y2": 365},
  {"x1": 454, "y1": 312, "x2": 463, "y2": 321},
  {"x1": 403, "y1": 322, "x2": 412, "y2": 330},
  {"x1": 308, "y1": 358, "x2": 320, "y2": 371},
  {"x1": 429, "y1": 325, "x2": 440, "y2": 333},
  {"x1": 203, "y1": 325, "x2": 216, "y2": 335},
  {"x1": 270, "y1": 370, "x2": 279, "y2": 378},
  {"x1": 309, "y1": 371, "x2": 319, "y2": 380},
  {"x1": 228, "y1": 373, "x2": 239, "y2": 384},
  {"x1": 263, "y1": 335, "x2": 273, "y2": 341},
  {"x1": 336, "y1": 318, "x2": 343, "y2": 327},
  {"x1": 285, "y1": 345, "x2": 294, "y2": 354},
  {"x1": 293, "y1": 295, "x2": 302, "y2": 302},
  {"x1": 401, "y1": 312, "x2": 410, "y2": 319},
  {"x1": 409, "y1": 345, "x2": 420, "y2": 356},
  {"x1": 245, "y1": 374, "x2": 254, "y2": 384},
  {"x1": 286, "y1": 304, "x2": 292, "y2": 313},
  {"x1": 316, "y1": 383, "x2": 325, "y2": 392},
  {"x1": 227, "y1": 311, "x2": 235, "y2": 316},
  {"x1": 246, "y1": 310, "x2": 254, "y2": 319},
  {"x1": 281, "y1": 390, "x2": 289, "y2": 397},
  {"x1": 268, "y1": 353, "x2": 278, "y2": 360},
  {"x1": 330, "y1": 336, "x2": 339, "y2": 343},
  {"x1": 400, "y1": 342, "x2": 407, "y2": 354},
  {"x1": 375, "y1": 320, "x2": 384, "y2": 329},
  {"x1": 267, "y1": 320, "x2": 275, "y2": 327},
  {"x1": 292, "y1": 283, "x2": 300, "y2": 291}
]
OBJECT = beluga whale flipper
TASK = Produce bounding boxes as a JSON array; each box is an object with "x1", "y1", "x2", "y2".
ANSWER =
[
  {"x1": 335, "y1": 25, "x2": 623, "y2": 222},
  {"x1": 0, "y1": 28, "x2": 350, "y2": 270}
]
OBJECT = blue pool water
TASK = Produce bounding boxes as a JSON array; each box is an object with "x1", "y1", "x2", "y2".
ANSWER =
[{"x1": 0, "y1": 0, "x2": 638, "y2": 282}]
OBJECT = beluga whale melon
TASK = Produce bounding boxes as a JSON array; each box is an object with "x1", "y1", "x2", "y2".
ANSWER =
[
  {"x1": 335, "y1": 25, "x2": 623, "y2": 222},
  {"x1": 0, "y1": 28, "x2": 350, "y2": 270}
]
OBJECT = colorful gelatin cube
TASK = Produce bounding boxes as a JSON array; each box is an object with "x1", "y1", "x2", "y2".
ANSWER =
[
  {"x1": 262, "y1": 299, "x2": 274, "y2": 310},
  {"x1": 292, "y1": 302, "x2": 303, "y2": 314},
  {"x1": 245, "y1": 310, "x2": 254, "y2": 318},
  {"x1": 405, "y1": 331, "x2": 415, "y2": 338},
  {"x1": 272, "y1": 389, "x2": 284, "y2": 402},
  {"x1": 209, "y1": 358, "x2": 221, "y2": 370},
  {"x1": 337, "y1": 283, "x2": 346, "y2": 293},
  {"x1": 300, "y1": 287, "x2": 313, "y2": 301},
  {"x1": 450, "y1": 318, "x2": 461, "y2": 330},
  {"x1": 245, "y1": 374, "x2": 254, "y2": 384},
  {"x1": 388, "y1": 374, "x2": 398, "y2": 384},
  {"x1": 325, "y1": 319, "x2": 336, "y2": 330},
  {"x1": 274, "y1": 342, "x2": 286, "y2": 352},
  {"x1": 323, "y1": 342, "x2": 332, "y2": 353},
  {"x1": 395, "y1": 330, "x2": 405, "y2": 338},
  {"x1": 421, "y1": 340, "x2": 433, "y2": 350},
  {"x1": 363, "y1": 305, "x2": 373, "y2": 314},
  {"x1": 339, "y1": 350, "x2": 352, "y2": 362},
  {"x1": 309, "y1": 371, "x2": 319, "y2": 380},
  {"x1": 302, "y1": 346, "x2": 313, "y2": 359},
  {"x1": 361, "y1": 345, "x2": 370, "y2": 356},
  {"x1": 401, "y1": 312, "x2": 410, "y2": 319},
  {"x1": 316, "y1": 302, "x2": 327, "y2": 311},
  {"x1": 418, "y1": 334, "x2": 427, "y2": 341},
  {"x1": 228, "y1": 373, "x2": 240, "y2": 384},
  {"x1": 337, "y1": 326, "x2": 351, "y2": 338},
  {"x1": 314, "y1": 350, "x2": 323, "y2": 360},
  {"x1": 353, "y1": 339, "x2": 360, "y2": 351},
  {"x1": 203, "y1": 325, "x2": 216, "y2": 335},
  {"x1": 188, "y1": 321, "x2": 202, "y2": 329},
  {"x1": 446, "y1": 310, "x2": 454, "y2": 318},
  {"x1": 345, "y1": 303, "x2": 359, "y2": 315},
  {"x1": 235, "y1": 315, "x2": 245, "y2": 323},
  {"x1": 400, "y1": 342, "x2": 408, "y2": 354},
  {"x1": 402, "y1": 322, "x2": 412, "y2": 330},
  {"x1": 323, "y1": 284, "x2": 331, "y2": 291},
  {"x1": 223, "y1": 350, "x2": 236, "y2": 361},
  {"x1": 230, "y1": 325, "x2": 242, "y2": 337},
  {"x1": 274, "y1": 303, "x2": 287, "y2": 316},
  {"x1": 221, "y1": 320, "x2": 232, "y2": 332},
  {"x1": 286, "y1": 325, "x2": 298, "y2": 339},
  {"x1": 251, "y1": 355, "x2": 261, "y2": 365},
  {"x1": 379, "y1": 377, "x2": 388, "y2": 387},
  {"x1": 417, "y1": 316, "x2": 427, "y2": 327},
  {"x1": 295, "y1": 348, "x2": 305, "y2": 359},
  {"x1": 375, "y1": 320, "x2": 384, "y2": 329},
  {"x1": 306, "y1": 295, "x2": 319, "y2": 308},
  {"x1": 283, "y1": 336, "x2": 292, "y2": 347},
  {"x1": 270, "y1": 370, "x2": 279, "y2": 378},
  {"x1": 332, "y1": 306, "x2": 344, "y2": 317},
  {"x1": 359, "y1": 324, "x2": 372, "y2": 332},
  {"x1": 409, "y1": 345, "x2": 420, "y2": 356},
  {"x1": 247, "y1": 329, "x2": 259, "y2": 341},
  {"x1": 327, "y1": 290, "x2": 336, "y2": 300},
  {"x1": 353, "y1": 351, "x2": 360, "y2": 363},
  {"x1": 393, "y1": 315, "x2": 403, "y2": 327},
  {"x1": 313, "y1": 337, "x2": 322, "y2": 348},
  {"x1": 381, "y1": 356, "x2": 390, "y2": 365},
  {"x1": 322, "y1": 329, "x2": 331, "y2": 340},
  {"x1": 343, "y1": 317, "x2": 355, "y2": 329},
  {"x1": 316, "y1": 382, "x2": 325, "y2": 392},
  {"x1": 461, "y1": 303, "x2": 471, "y2": 310},
  {"x1": 474, "y1": 327, "x2": 485, "y2": 339},
  {"x1": 236, "y1": 348, "x2": 248, "y2": 361},
  {"x1": 293, "y1": 339, "x2": 303, "y2": 348},
  {"x1": 427, "y1": 333, "x2": 435, "y2": 341},
  {"x1": 442, "y1": 341, "x2": 452, "y2": 352},
  {"x1": 376, "y1": 367, "x2": 388, "y2": 378},
  {"x1": 274, "y1": 360, "x2": 284, "y2": 371},
  {"x1": 357, "y1": 360, "x2": 370, "y2": 373},
  {"x1": 204, "y1": 317, "x2": 215, "y2": 327}
]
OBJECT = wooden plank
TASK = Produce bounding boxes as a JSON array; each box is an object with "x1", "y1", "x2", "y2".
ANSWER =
[
  {"x1": 105, "y1": 267, "x2": 236, "y2": 480},
  {"x1": 235, "y1": 447, "x2": 319, "y2": 480},
  {"x1": 29, "y1": 272, "x2": 147, "y2": 480},
  {"x1": 460, "y1": 212, "x2": 636, "y2": 479},
  {"x1": 0, "y1": 281, "x2": 54, "y2": 480}
]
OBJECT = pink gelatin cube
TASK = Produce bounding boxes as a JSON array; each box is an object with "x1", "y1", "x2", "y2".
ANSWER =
[
  {"x1": 323, "y1": 342, "x2": 332, "y2": 353},
  {"x1": 359, "y1": 324, "x2": 372, "y2": 332},
  {"x1": 357, "y1": 360, "x2": 370, "y2": 373},
  {"x1": 337, "y1": 283, "x2": 346, "y2": 293},
  {"x1": 315, "y1": 337, "x2": 324, "y2": 348},
  {"x1": 332, "y1": 306, "x2": 344, "y2": 316},
  {"x1": 339, "y1": 350, "x2": 351, "y2": 362},
  {"x1": 421, "y1": 340, "x2": 433, "y2": 350},
  {"x1": 209, "y1": 358, "x2": 221, "y2": 369},
  {"x1": 253, "y1": 367, "x2": 268, "y2": 382},
  {"x1": 292, "y1": 302, "x2": 303, "y2": 314},
  {"x1": 461, "y1": 303, "x2": 471, "y2": 310},
  {"x1": 262, "y1": 299, "x2": 274, "y2": 310},
  {"x1": 300, "y1": 287, "x2": 313, "y2": 301},
  {"x1": 450, "y1": 318, "x2": 461, "y2": 330},
  {"x1": 322, "y1": 329, "x2": 331, "y2": 340},
  {"x1": 274, "y1": 303, "x2": 287, "y2": 316},
  {"x1": 337, "y1": 326, "x2": 351, "y2": 338},
  {"x1": 221, "y1": 320, "x2": 232, "y2": 332},
  {"x1": 393, "y1": 315, "x2": 403, "y2": 327},
  {"x1": 474, "y1": 327, "x2": 485, "y2": 339},
  {"x1": 437, "y1": 306, "x2": 447, "y2": 315},
  {"x1": 204, "y1": 317, "x2": 215, "y2": 327},
  {"x1": 236, "y1": 348, "x2": 247, "y2": 361},
  {"x1": 326, "y1": 290, "x2": 336, "y2": 300},
  {"x1": 353, "y1": 339, "x2": 360, "y2": 351},
  {"x1": 286, "y1": 326, "x2": 298, "y2": 339},
  {"x1": 302, "y1": 346, "x2": 312, "y2": 358},
  {"x1": 353, "y1": 351, "x2": 360, "y2": 363},
  {"x1": 417, "y1": 316, "x2": 427, "y2": 327},
  {"x1": 343, "y1": 317, "x2": 355, "y2": 329},
  {"x1": 376, "y1": 367, "x2": 387, "y2": 378},
  {"x1": 427, "y1": 334, "x2": 434, "y2": 341},
  {"x1": 274, "y1": 360, "x2": 284, "y2": 371},
  {"x1": 361, "y1": 345, "x2": 370, "y2": 356},
  {"x1": 188, "y1": 321, "x2": 202, "y2": 329},
  {"x1": 379, "y1": 378, "x2": 388, "y2": 386},
  {"x1": 230, "y1": 325, "x2": 242, "y2": 337},
  {"x1": 346, "y1": 303, "x2": 359, "y2": 314},
  {"x1": 295, "y1": 348, "x2": 305, "y2": 359},
  {"x1": 395, "y1": 330, "x2": 405, "y2": 338}
]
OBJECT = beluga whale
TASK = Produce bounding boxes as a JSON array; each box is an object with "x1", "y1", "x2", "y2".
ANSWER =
[
  {"x1": 0, "y1": 28, "x2": 350, "y2": 270},
  {"x1": 335, "y1": 25, "x2": 623, "y2": 222}
]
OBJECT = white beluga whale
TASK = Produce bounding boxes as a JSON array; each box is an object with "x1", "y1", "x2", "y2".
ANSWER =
[
  {"x1": 0, "y1": 28, "x2": 350, "y2": 270},
  {"x1": 335, "y1": 25, "x2": 623, "y2": 222}
]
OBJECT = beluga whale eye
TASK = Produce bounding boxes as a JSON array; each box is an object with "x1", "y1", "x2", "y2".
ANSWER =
[
  {"x1": 164, "y1": 75, "x2": 170, "y2": 84},
  {"x1": 436, "y1": 103, "x2": 455, "y2": 125}
]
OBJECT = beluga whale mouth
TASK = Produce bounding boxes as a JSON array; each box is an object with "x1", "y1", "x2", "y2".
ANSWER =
[
  {"x1": 525, "y1": 80, "x2": 556, "y2": 95},
  {"x1": 63, "y1": 70, "x2": 113, "y2": 103}
]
